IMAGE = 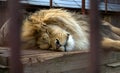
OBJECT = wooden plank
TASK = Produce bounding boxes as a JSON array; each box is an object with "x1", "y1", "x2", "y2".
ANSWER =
[
  {"x1": 23, "y1": 51, "x2": 120, "y2": 73},
  {"x1": 0, "y1": 65, "x2": 8, "y2": 69},
  {"x1": 0, "y1": 47, "x2": 120, "y2": 73},
  {"x1": 0, "y1": 47, "x2": 9, "y2": 66},
  {"x1": 107, "y1": 62, "x2": 120, "y2": 68}
]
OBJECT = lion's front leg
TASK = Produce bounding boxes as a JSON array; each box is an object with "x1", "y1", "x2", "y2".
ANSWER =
[
  {"x1": 102, "y1": 21, "x2": 120, "y2": 36},
  {"x1": 101, "y1": 37, "x2": 120, "y2": 51}
]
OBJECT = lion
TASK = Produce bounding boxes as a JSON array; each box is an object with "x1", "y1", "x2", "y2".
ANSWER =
[{"x1": 21, "y1": 9, "x2": 120, "y2": 52}]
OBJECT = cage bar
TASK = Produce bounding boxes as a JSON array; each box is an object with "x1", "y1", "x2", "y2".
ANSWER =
[
  {"x1": 50, "y1": 0, "x2": 53, "y2": 8},
  {"x1": 8, "y1": 0, "x2": 23, "y2": 73},
  {"x1": 89, "y1": 0, "x2": 101, "y2": 73},
  {"x1": 104, "y1": 0, "x2": 108, "y2": 13},
  {"x1": 82, "y1": 0, "x2": 86, "y2": 14}
]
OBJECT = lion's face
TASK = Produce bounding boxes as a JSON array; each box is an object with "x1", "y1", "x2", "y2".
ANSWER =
[
  {"x1": 50, "y1": 33, "x2": 75, "y2": 52},
  {"x1": 47, "y1": 25, "x2": 75, "y2": 52},
  {"x1": 50, "y1": 33, "x2": 68, "y2": 51}
]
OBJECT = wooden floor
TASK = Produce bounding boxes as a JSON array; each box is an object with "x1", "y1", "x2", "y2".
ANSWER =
[{"x1": 0, "y1": 47, "x2": 120, "y2": 73}]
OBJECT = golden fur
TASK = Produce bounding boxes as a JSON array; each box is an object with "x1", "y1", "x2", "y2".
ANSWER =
[{"x1": 21, "y1": 9, "x2": 120, "y2": 51}]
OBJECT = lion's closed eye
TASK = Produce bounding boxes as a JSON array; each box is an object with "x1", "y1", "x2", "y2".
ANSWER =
[
  {"x1": 55, "y1": 39, "x2": 62, "y2": 49},
  {"x1": 56, "y1": 39, "x2": 60, "y2": 45}
]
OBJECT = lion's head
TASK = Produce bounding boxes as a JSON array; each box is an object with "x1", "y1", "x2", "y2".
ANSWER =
[{"x1": 46, "y1": 25, "x2": 75, "y2": 52}]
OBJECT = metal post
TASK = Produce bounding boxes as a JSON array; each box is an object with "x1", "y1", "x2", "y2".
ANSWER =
[
  {"x1": 0, "y1": 1, "x2": 6, "y2": 28},
  {"x1": 82, "y1": 0, "x2": 86, "y2": 14},
  {"x1": 50, "y1": 0, "x2": 53, "y2": 8},
  {"x1": 8, "y1": 0, "x2": 23, "y2": 73},
  {"x1": 89, "y1": 0, "x2": 101, "y2": 73},
  {"x1": 104, "y1": 0, "x2": 108, "y2": 13}
]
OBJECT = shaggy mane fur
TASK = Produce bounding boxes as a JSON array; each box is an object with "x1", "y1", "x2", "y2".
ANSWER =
[{"x1": 21, "y1": 9, "x2": 120, "y2": 52}]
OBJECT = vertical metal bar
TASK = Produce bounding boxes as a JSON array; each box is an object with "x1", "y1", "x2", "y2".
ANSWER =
[
  {"x1": 50, "y1": 0, "x2": 53, "y2": 8},
  {"x1": 82, "y1": 0, "x2": 86, "y2": 14},
  {"x1": 89, "y1": 0, "x2": 101, "y2": 73},
  {"x1": 0, "y1": 2, "x2": 2, "y2": 27},
  {"x1": 0, "y1": 1, "x2": 5, "y2": 28},
  {"x1": 104, "y1": 0, "x2": 108, "y2": 13},
  {"x1": 8, "y1": 0, "x2": 23, "y2": 73}
]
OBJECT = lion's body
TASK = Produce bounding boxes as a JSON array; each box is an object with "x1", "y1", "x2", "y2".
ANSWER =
[{"x1": 21, "y1": 9, "x2": 120, "y2": 51}]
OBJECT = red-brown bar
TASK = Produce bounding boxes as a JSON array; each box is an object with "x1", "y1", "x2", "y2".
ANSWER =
[
  {"x1": 82, "y1": 0, "x2": 86, "y2": 14},
  {"x1": 8, "y1": 0, "x2": 23, "y2": 73},
  {"x1": 104, "y1": 0, "x2": 108, "y2": 13},
  {"x1": 89, "y1": 0, "x2": 101, "y2": 73},
  {"x1": 50, "y1": 0, "x2": 53, "y2": 8}
]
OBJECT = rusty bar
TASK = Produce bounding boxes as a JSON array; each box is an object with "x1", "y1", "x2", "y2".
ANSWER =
[
  {"x1": 104, "y1": 0, "x2": 108, "y2": 13},
  {"x1": 82, "y1": 0, "x2": 85, "y2": 14},
  {"x1": 0, "y1": 1, "x2": 6, "y2": 28},
  {"x1": 89, "y1": 0, "x2": 101, "y2": 73},
  {"x1": 8, "y1": 0, "x2": 23, "y2": 73},
  {"x1": 0, "y1": 2, "x2": 3, "y2": 27},
  {"x1": 50, "y1": 0, "x2": 53, "y2": 8}
]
